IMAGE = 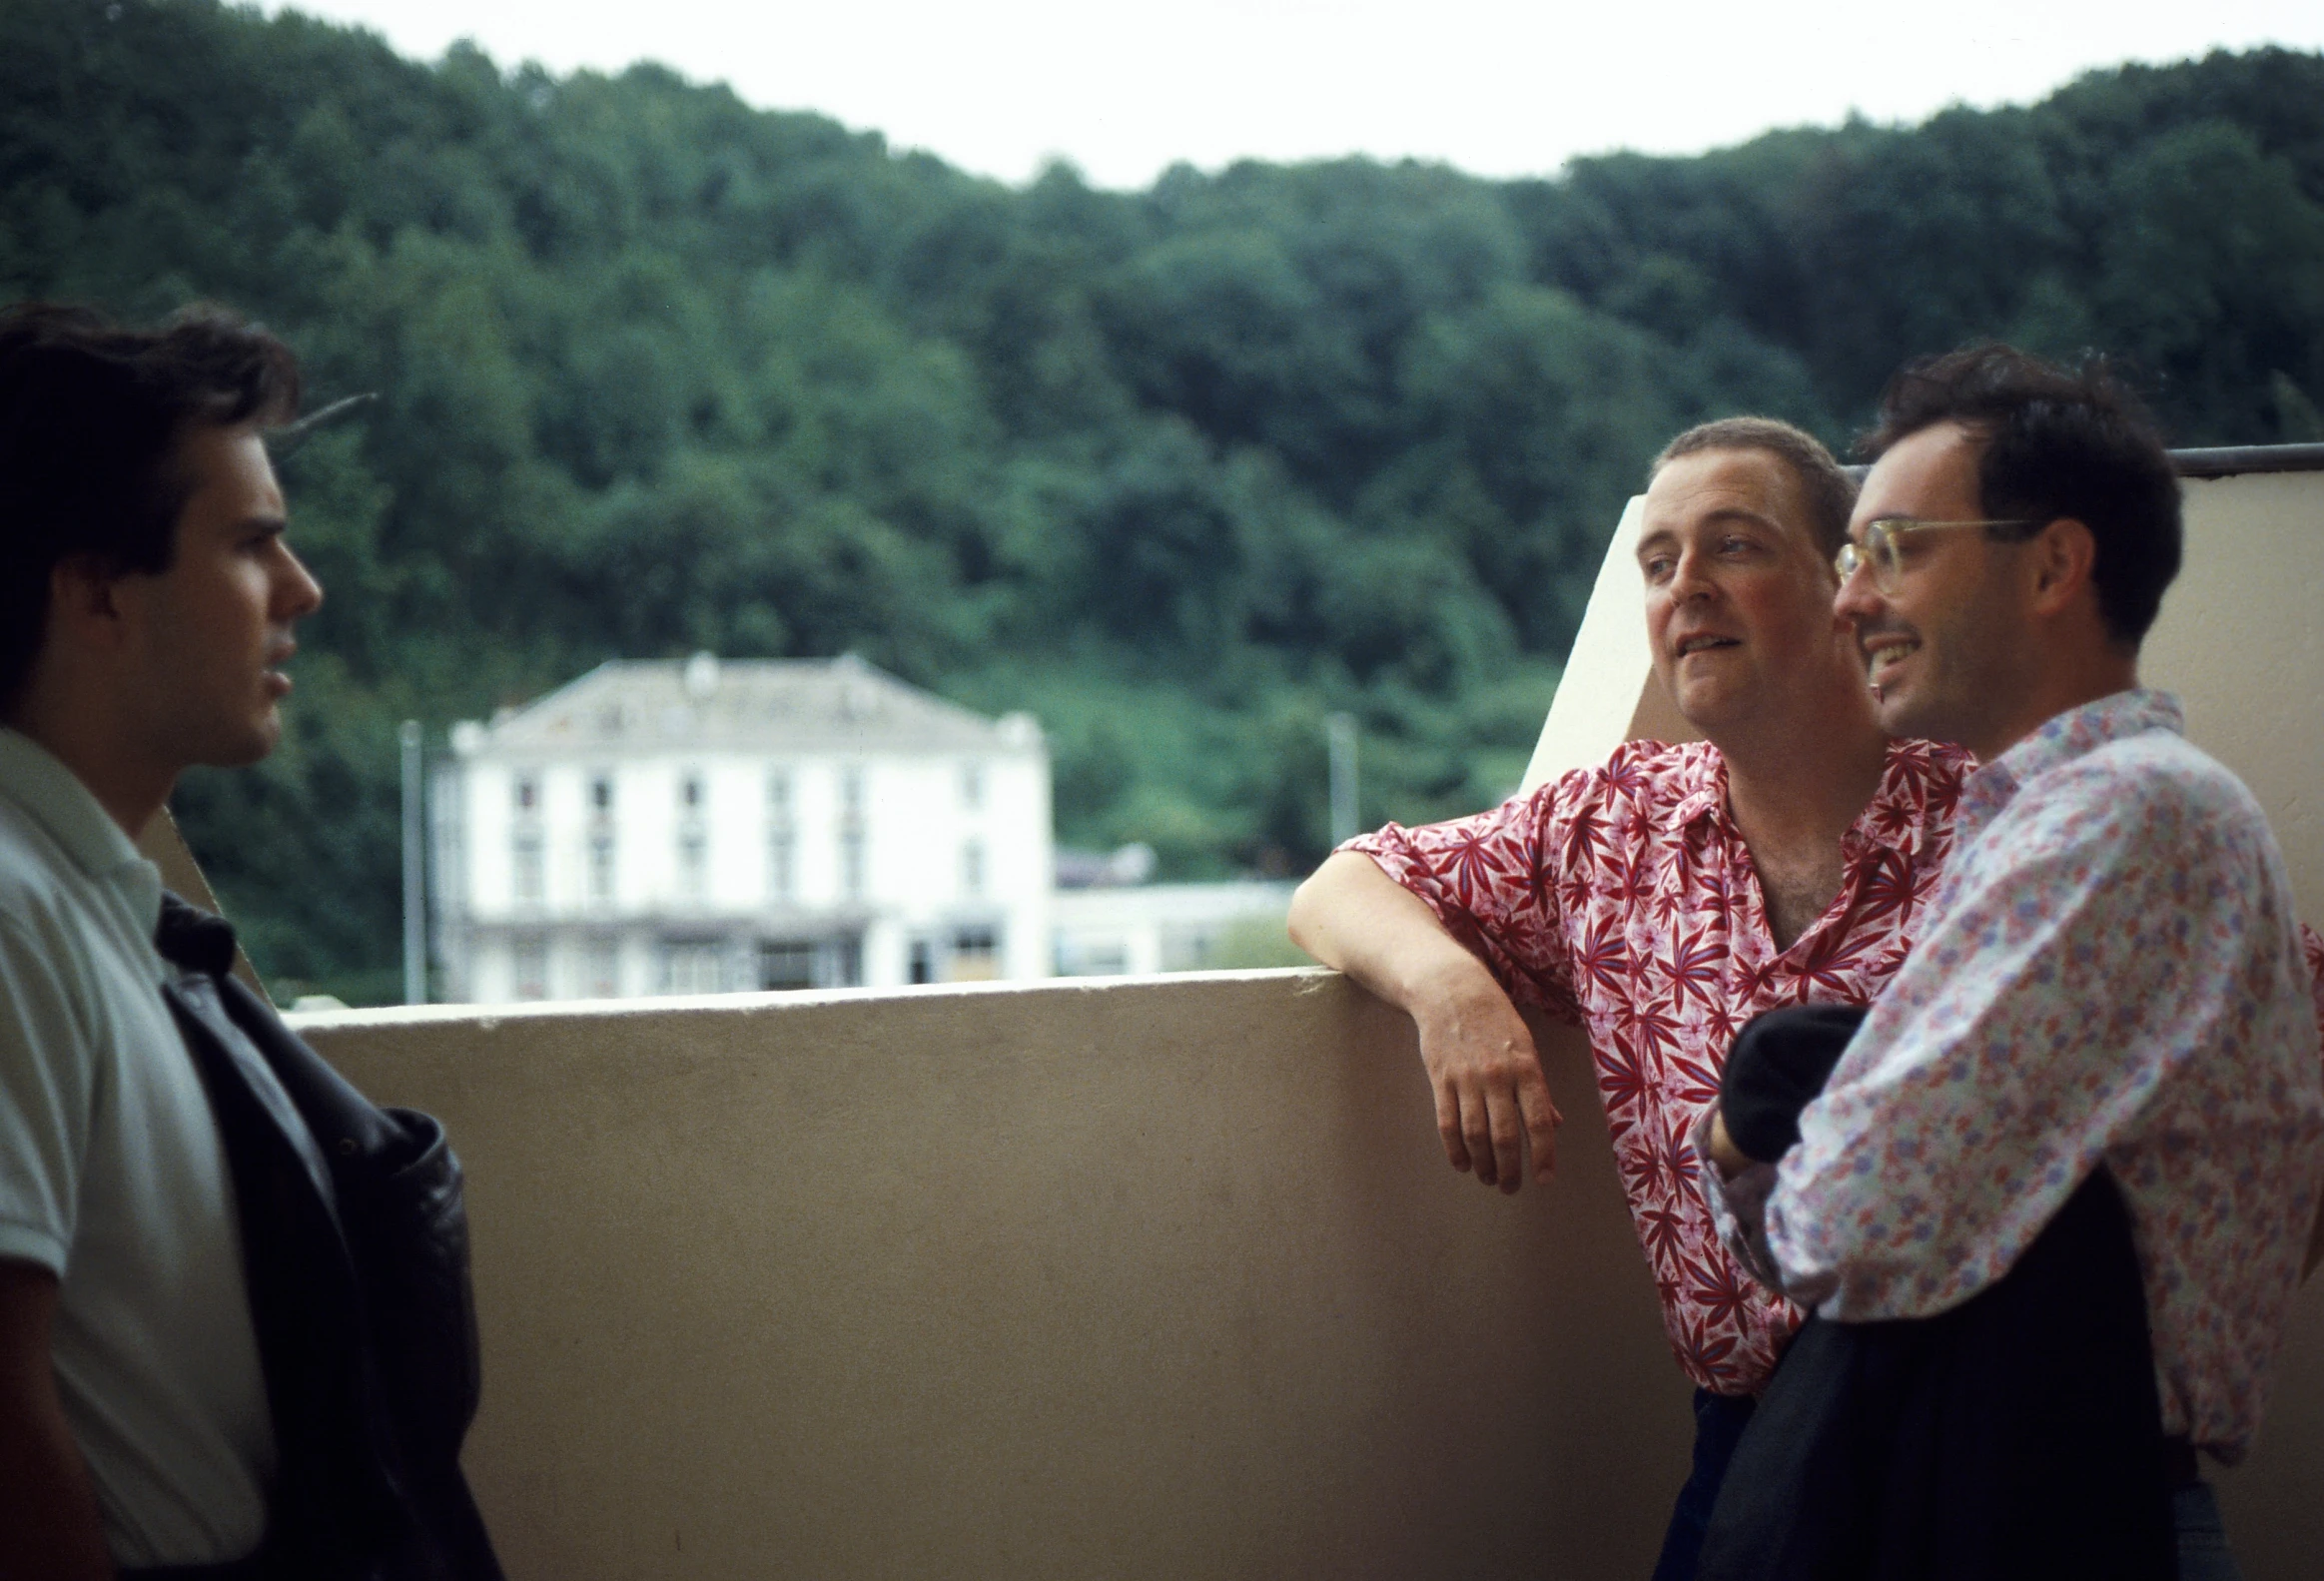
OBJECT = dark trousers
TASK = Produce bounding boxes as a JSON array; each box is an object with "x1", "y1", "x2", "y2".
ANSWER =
[{"x1": 1652, "y1": 1387, "x2": 1761, "y2": 1581}]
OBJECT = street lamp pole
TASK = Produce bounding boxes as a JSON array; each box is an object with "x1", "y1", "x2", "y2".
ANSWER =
[
  {"x1": 399, "y1": 719, "x2": 426, "y2": 1005},
  {"x1": 1326, "y1": 712, "x2": 1359, "y2": 848}
]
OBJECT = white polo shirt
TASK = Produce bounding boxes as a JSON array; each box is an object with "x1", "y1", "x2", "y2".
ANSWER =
[{"x1": 0, "y1": 728, "x2": 274, "y2": 1566}]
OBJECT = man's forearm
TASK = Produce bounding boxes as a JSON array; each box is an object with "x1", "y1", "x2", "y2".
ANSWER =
[
  {"x1": 1287, "y1": 850, "x2": 1501, "y2": 1011},
  {"x1": 1290, "y1": 848, "x2": 1561, "y2": 1186},
  {"x1": 0, "y1": 1262, "x2": 111, "y2": 1581}
]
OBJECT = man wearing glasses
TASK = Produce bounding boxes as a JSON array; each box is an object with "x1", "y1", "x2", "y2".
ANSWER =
[
  {"x1": 1289, "y1": 416, "x2": 1973, "y2": 1580},
  {"x1": 1701, "y1": 344, "x2": 2324, "y2": 1579}
]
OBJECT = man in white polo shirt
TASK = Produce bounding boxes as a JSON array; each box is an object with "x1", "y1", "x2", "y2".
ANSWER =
[{"x1": 0, "y1": 303, "x2": 502, "y2": 1581}]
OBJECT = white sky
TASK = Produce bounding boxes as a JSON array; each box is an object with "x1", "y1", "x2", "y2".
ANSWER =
[{"x1": 268, "y1": 0, "x2": 2324, "y2": 190}]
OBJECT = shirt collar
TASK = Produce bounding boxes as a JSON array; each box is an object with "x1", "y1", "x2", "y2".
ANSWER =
[
  {"x1": 1668, "y1": 743, "x2": 1733, "y2": 833},
  {"x1": 0, "y1": 727, "x2": 166, "y2": 935},
  {"x1": 1957, "y1": 687, "x2": 2184, "y2": 836},
  {"x1": 1674, "y1": 738, "x2": 1956, "y2": 854}
]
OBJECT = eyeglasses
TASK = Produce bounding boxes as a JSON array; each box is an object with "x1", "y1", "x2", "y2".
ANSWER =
[{"x1": 1834, "y1": 517, "x2": 2045, "y2": 591}]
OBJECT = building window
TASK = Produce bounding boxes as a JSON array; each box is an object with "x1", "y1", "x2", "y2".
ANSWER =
[
  {"x1": 838, "y1": 766, "x2": 866, "y2": 901},
  {"x1": 768, "y1": 831, "x2": 795, "y2": 904},
  {"x1": 588, "y1": 832, "x2": 616, "y2": 903},
  {"x1": 662, "y1": 939, "x2": 726, "y2": 995},
  {"x1": 590, "y1": 773, "x2": 614, "y2": 812},
  {"x1": 767, "y1": 771, "x2": 795, "y2": 903},
  {"x1": 840, "y1": 831, "x2": 865, "y2": 901},
  {"x1": 759, "y1": 941, "x2": 816, "y2": 991},
  {"x1": 757, "y1": 936, "x2": 861, "y2": 991},
  {"x1": 514, "y1": 774, "x2": 538, "y2": 812},
  {"x1": 961, "y1": 761, "x2": 984, "y2": 810},
  {"x1": 512, "y1": 830, "x2": 544, "y2": 904},
  {"x1": 584, "y1": 938, "x2": 619, "y2": 998},
  {"x1": 951, "y1": 927, "x2": 1000, "y2": 982},
  {"x1": 962, "y1": 839, "x2": 985, "y2": 899},
  {"x1": 909, "y1": 939, "x2": 934, "y2": 985},
  {"x1": 676, "y1": 769, "x2": 709, "y2": 903},
  {"x1": 513, "y1": 935, "x2": 548, "y2": 999}
]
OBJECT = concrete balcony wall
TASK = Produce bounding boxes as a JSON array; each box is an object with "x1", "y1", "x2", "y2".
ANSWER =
[
  {"x1": 302, "y1": 980, "x2": 1675, "y2": 1579},
  {"x1": 257, "y1": 458, "x2": 2322, "y2": 1578}
]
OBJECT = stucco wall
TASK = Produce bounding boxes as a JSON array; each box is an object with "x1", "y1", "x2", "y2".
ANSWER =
[{"x1": 301, "y1": 980, "x2": 1676, "y2": 1580}]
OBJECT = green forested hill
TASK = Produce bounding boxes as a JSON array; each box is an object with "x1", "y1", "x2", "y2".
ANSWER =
[{"x1": 3, "y1": 0, "x2": 2320, "y2": 1000}]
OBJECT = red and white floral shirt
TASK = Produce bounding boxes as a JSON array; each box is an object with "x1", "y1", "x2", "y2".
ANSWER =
[{"x1": 1344, "y1": 736, "x2": 1972, "y2": 1396}]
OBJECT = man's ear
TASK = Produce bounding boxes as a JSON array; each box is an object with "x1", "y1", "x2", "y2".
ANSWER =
[
  {"x1": 45, "y1": 556, "x2": 132, "y2": 652},
  {"x1": 2025, "y1": 517, "x2": 2097, "y2": 618}
]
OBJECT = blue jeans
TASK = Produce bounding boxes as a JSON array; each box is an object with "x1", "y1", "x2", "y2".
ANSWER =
[
  {"x1": 2175, "y1": 1481, "x2": 2243, "y2": 1581},
  {"x1": 1652, "y1": 1387, "x2": 1758, "y2": 1581}
]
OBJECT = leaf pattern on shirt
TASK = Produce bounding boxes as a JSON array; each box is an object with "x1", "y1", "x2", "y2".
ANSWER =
[{"x1": 1346, "y1": 735, "x2": 1970, "y2": 1394}]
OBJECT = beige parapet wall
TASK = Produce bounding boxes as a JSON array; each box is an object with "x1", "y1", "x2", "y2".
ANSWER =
[
  {"x1": 299, "y1": 978, "x2": 1685, "y2": 1579},
  {"x1": 186, "y1": 462, "x2": 2319, "y2": 1579}
]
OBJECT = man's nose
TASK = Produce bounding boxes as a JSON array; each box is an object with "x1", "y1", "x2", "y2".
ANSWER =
[
  {"x1": 278, "y1": 547, "x2": 324, "y2": 619},
  {"x1": 1669, "y1": 546, "x2": 1715, "y2": 600},
  {"x1": 1831, "y1": 554, "x2": 1879, "y2": 626}
]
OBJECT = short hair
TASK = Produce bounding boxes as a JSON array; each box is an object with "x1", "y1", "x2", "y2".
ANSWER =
[
  {"x1": 1861, "y1": 343, "x2": 2180, "y2": 646},
  {"x1": 0, "y1": 302, "x2": 301, "y2": 710},
  {"x1": 1651, "y1": 416, "x2": 1858, "y2": 560}
]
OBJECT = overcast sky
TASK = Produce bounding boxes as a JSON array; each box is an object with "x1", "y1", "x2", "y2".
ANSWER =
[{"x1": 268, "y1": 0, "x2": 2324, "y2": 190}]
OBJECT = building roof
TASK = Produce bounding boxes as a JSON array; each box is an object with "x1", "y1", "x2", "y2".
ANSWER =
[{"x1": 453, "y1": 654, "x2": 1042, "y2": 758}]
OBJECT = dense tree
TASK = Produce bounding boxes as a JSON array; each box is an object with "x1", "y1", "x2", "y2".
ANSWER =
[{"x1": 2, "y1": 0, "x2": 2318, "y2": 998}]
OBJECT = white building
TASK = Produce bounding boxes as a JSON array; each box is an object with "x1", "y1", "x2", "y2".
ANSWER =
[
  {"x1": 432, "y1": 653, "x2": 1051, "y2": 1002},
  {"x1": 1051, "y1": 881, "x2": 1298, "y2": 977}
]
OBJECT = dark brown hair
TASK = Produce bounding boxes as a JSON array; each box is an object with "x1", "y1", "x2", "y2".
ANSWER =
[
  {"x1": 1652, "y1": 416, "x2": 1858, "y2": 559},
  {"x1": 0, "y1": 302, "x2": 301, "y2": 708},
  {"x1": 1862, "y1": 343, "x2": 2180, "y2": 646}
]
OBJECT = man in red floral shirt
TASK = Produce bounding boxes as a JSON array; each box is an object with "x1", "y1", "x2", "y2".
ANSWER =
[{"x1": 1287, "y1": 416, "x2": 1973, "y2": 1581}]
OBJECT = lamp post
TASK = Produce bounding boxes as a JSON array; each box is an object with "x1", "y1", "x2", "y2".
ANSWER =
[
  {"x1": 400, "y1": 719, "x2": 425, "y2": 1005},
  {"x1": 1326, "y1": 712, "x2": 1359, "y2": 848}
]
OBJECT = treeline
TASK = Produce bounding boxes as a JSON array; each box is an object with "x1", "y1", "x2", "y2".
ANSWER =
[{"x1": 3, "y1": 0, "x2": 2320, "y2": 1000}]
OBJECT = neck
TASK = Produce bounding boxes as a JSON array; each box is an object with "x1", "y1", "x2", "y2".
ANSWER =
[
  {"x1": 4, "y1": 687, "x2": 177, "y2": 841},
  {"x1": 1968, "y1": 640, "x2": 2141, "y2": 761},
  {"x1": 1719, "y1": 694, "x2": 1894, "y2": 857}
]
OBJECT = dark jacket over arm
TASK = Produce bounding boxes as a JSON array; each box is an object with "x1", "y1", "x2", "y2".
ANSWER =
[{"x1": 155, "y1": 895, "x2": 499, "y2": 1581}]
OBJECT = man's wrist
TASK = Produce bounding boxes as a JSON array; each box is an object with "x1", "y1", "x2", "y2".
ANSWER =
[
  {"x1": 1707, "y1": 1110, "x2": 1753, "y2": 1181},
  {"x1": 1402, "y1": 947, "x2": 1507, "y2": 1026}
]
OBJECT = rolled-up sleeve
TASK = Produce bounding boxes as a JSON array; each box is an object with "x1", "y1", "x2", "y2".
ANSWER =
[
  {"x1": 1691, "y1": 1105, "x2": 1791, "y2": 1296},
  {"x1": 0, "y1": 917, "x2": 92, "y2": 1273},
  {"x1": 1342, "y1": 781, "x2": 1581, "y2": 1021}
]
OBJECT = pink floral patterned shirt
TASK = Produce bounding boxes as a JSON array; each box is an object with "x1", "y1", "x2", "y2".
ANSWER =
[
  {"x1": 1345, "y1": 735, "x2": 1972, "y2": 1396},
  {"x1": 1719, "y1": 690, "x2": 2324, "y2": 1459}
]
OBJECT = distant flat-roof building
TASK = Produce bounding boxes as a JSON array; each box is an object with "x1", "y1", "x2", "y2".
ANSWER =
[{"x1": 432, "y1": 653, "x2": 1050, "y2": 1003}]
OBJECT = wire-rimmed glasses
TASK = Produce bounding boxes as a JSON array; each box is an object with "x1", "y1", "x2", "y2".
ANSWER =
[{"x1": 1835, "y1": 517, "x2": 2045, "y2": 591}]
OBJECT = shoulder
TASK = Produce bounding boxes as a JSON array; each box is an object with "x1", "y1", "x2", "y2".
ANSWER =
[
  {"x1": 1885, "y1": 737, "x2": 1975, "y2": 797},
  {"x1": 2056, "y1": 730, "x2": 2261, "y2": 825},
  {"x1": 2015, "y1": 731, "x2": 2278, "y2": 876},
  {"x1": 1555, "y1": 737, "x2": 1720, "y2": 814},
  {"x1": 0, "y1": 801, "x2": 88, "y2": 951}
]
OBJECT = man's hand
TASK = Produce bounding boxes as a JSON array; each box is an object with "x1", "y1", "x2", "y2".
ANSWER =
[
  {"x1": 1706, "y1": 1110, "x2": 1752, "y2": 1182},
  {"x1": 1410, "y1": 962, "x2": 1563, "y2": 1190},
  {"x1": 0, "y1": 1258, "x2": 111, "y2": 1580},
  {"x1": 1289, "y1": 850, "x2": 1562, "y2": 1191}
]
